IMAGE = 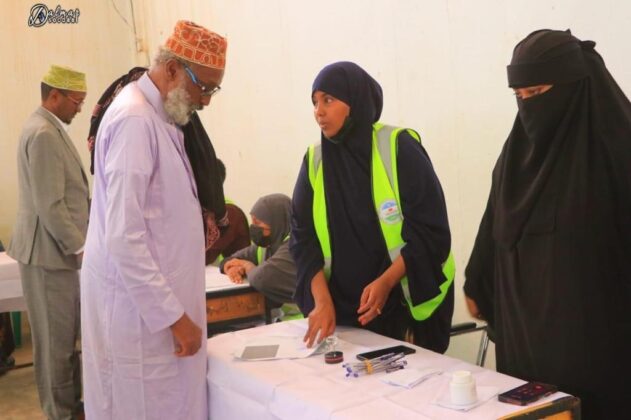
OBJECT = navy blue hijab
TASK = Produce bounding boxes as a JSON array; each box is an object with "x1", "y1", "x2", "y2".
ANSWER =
[
  {"x1": 312, "y1": 62, "x2": 394, "y2": 323},
  {"x1": 291, "y1": 62, "x2": 452, "y2": 335}
]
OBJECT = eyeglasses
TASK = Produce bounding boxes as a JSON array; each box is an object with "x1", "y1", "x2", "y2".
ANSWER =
[
  {"x1": 60, "y1": 91, "x2": 84, "y2": 107},
  {"x1": 180, "y1": 61, "x2": 221, "y2": 98}
]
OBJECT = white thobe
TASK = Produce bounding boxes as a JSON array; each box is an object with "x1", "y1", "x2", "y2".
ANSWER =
[{"x1": 81, "y1": 73, "x2": 207, "y2": 419}]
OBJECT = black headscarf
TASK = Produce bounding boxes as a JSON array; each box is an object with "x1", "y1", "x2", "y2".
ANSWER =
[
  {"x1": 292, "y1": 62, "x2": 451, "y2": 332},
  {"x1": 312, "y1": 62, "x2": 393, "y2": 324},
  {"x1": 492, "y1": 29, "x2": 631, "y2": 248},
  {"x1": 88, "y1": 67, "x2": 226, "y2": 221},
  {"x1": 181, "y1": 112, "x2": 226, "y2": 221}
]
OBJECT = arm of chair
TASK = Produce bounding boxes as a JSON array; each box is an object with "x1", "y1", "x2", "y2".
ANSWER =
[
  {"x1": 449, "y1": 322, "x2": 490, "y2": 367},
  {"x1": 450, "y1": 322, "x2": 487, "y2": 336}
]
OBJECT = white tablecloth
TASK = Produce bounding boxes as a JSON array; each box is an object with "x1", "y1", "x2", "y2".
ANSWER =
[
  {"x1": 0, "y1": 252, "x2": 25, "y2": 312},
  {"x1": 207, "y1": 320, "x2": 566, "y2": 420},
  {"x1": 0, "y1": 262, "x2": 243, "y2": 314}
]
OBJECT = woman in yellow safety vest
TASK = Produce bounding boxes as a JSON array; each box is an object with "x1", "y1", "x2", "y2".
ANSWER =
[{"x1": 290, "y1": 61, "x2": 454, "y2": 352}]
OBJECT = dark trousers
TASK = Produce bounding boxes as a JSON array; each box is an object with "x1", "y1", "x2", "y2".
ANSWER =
[{"x1": 19, "y1": 263, "x2": 82, "y2": 420}]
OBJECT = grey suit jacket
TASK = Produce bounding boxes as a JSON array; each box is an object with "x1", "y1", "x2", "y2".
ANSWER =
[{"x1": 8, "y1": 107, "x2": 90, "y2": 270}]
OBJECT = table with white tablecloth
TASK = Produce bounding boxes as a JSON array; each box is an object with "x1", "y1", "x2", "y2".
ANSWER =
[
  {"x1": 0, "y1": 252, "x2": 25, "y2": 313},
  {"x1": 206, "y1": 320, "x2": 572, "y2": 420},
  {"x1": 204, "y1": 266, "x2": 266, "y2": 334},
  {"x1": 0, "y1": 261, "x2": 263, "y2": 320}
]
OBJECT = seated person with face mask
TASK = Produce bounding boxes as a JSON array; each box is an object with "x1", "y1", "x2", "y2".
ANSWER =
[{"x1": 220, "y1": 194, "x2": 297, "y2": 308}]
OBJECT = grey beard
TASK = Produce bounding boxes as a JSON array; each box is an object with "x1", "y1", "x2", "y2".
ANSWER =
[{"x1": 164, "y1": 85, "x2": 194, "y2": 126}]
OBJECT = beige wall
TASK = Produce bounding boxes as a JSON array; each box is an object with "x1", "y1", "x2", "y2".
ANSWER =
[
  {"x1": 0, "y1": 0, "x2": 144, "y2": 245},
  {"x1": 4, "y1": 0, "x2": 631, "y2": 365},
  {"x1": 134, "y1": 0, "x2": 631, "y2": 366}
]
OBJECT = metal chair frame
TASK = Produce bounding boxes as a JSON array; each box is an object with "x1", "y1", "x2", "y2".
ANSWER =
[{"x1": 450, "y1": 322, "x2": 490, "y2": 367}]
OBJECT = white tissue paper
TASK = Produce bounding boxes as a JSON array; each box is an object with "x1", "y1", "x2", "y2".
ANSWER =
[{"x1": 380, "y1": 367, "x2": 443, "y2": 388}]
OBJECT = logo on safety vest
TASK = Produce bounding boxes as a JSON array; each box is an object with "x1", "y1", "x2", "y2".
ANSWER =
[{"x1": 379, "y1": 200, "x2": 401, "y2": 225}]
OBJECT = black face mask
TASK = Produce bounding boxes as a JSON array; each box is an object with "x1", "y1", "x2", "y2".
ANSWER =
[
  {"x1": 249, "y1": 224, "x2": 272, "y2": 247},
  {"x1": 516, "y1": 82, "x2": 577, "y2": 143}
]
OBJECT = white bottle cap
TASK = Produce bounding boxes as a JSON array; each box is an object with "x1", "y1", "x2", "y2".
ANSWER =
[{"x1": 451, "y1": 370, "x2": 474, "y2": 384}]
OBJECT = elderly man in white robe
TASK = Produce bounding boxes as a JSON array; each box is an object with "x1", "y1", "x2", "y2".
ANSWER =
[{"x1": 80, "y1": 21, "x2": 226, "y2": 419}]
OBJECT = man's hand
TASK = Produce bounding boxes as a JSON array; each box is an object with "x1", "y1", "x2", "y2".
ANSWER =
[
  {"x1": 303, "y1": 300, "x2": 336, "y2": 348},
  {"x1": 170, "y1": 313, "x2": 202, "y2": 357}
]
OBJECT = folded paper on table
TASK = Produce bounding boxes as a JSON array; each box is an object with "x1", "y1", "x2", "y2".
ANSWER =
[
  {"x1": 234, "y1": 335, "x2": 327, "y2": 360},
  {"x1": 380, "y1": 367, "x2": 443, "y2": 388}
]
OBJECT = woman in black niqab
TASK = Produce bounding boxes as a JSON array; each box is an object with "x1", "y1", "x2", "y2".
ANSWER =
[
  {"x1": 290, "y1": 62, "x2": 453, "y2": 352},
  {"x1": 464, "y1": 30, "x2": 631, "y2": 417}
]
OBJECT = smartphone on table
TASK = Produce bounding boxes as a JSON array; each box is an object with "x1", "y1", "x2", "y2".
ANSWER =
[
  {"x1": 356, "y1": 345, "x2": 416, "y2": 361},
  {"x1": 498, "y1": 381, "x2": 558, "y2": 406}
]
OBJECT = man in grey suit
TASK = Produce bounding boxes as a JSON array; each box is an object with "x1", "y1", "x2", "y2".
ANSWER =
[{"x1": 8, "y1": 65, "x2": 89, "y2": 420}]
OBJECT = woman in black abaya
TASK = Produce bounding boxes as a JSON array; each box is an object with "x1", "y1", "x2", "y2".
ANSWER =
[{"x1": 464, "y1": 30, "x2": 631, "y2": 417}]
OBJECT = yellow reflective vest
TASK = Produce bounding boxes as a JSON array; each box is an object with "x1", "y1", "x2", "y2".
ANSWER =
[{"x1": 307, "y1": 123, "x2": 455, "y2": 321}]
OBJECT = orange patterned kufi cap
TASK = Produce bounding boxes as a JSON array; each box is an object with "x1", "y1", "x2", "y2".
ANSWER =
[{"x1": 165, "y1": 20, "x2": 227, "y2": 69}]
